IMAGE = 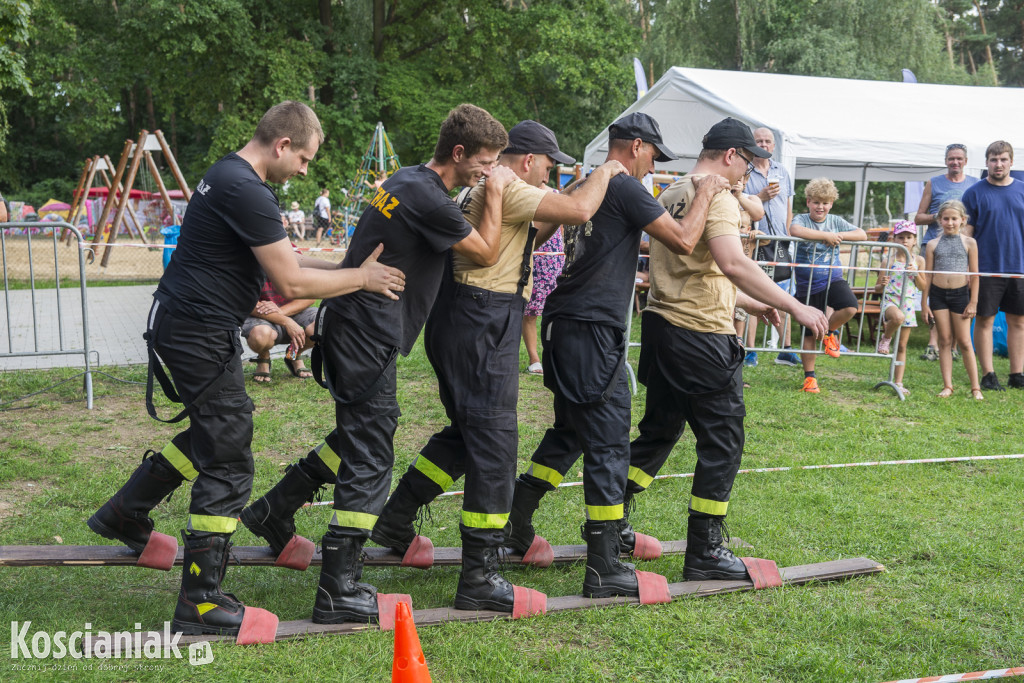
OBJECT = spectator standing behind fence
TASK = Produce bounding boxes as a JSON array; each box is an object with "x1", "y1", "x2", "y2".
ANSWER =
[
  {"x1": 288, "y1": 201, "x2": 306, "y2": 240},
  {"x1": 915, "y1": 143, "x2": 980, "y2": 362},
  {"x1": 0, "y1": 189, "x2": 8, "y2": 222},
  {"x1": 522, "y1": 226, "x2": 565, "y2": 374},
  {"x1": 743, "y1": 127, "x2": 801, "y2": 367},
  {"x1": 962, "y1": 140, "x2": 1024, "y2": 391},
  {"x1": 789, "y1": 178, "x2": 868, "y2": 393},
  {"x1": 921, "y1": 200, "x2": 982, "y2": 399},
  {"x1": 313, "y1": 188, "x2": 331, "y2": 247},
  {"x1": 875, "y1": 221, "x2": 926, "y2": 397}
]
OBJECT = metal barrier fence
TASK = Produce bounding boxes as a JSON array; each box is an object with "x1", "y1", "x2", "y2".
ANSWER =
[
  {"x1": 1, "y1": 221, "x2": 94, "y2": 408},
  {"x1": 743, "y1": 234, "x2": 914, "y2": 400}
]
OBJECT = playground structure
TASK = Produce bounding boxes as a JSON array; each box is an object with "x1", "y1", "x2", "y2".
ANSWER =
[
  {"x1": 333, "y1": 122, "x2": 401, "y2": 244},
  {"x1": 67, "y1": 130, "x2": 191, "y2": 267}
]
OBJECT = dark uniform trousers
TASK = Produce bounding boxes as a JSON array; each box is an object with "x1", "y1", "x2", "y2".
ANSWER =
[
  {"x1": 523, "y1": 317, "x2": 632, "y2": 521},
  {"x1": 628, "y1": 311, "x2": 746, "y2": 518},
  {"x1": 149, "y1": 302, "x2": 255, "y2": 533},
  {"x1": 399, "y1": 280, "x2": 524, "y2": 547},
  {"x1": 308, "y1": 307, "x2": 400, "y2": 538}
]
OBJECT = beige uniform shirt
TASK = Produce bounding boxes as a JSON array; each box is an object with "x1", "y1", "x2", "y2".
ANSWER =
[
  {"x1": 647, "y1": 174, "x2": 740, "y2": 335},
  {"x1": 452, "y1": 177, "x2": 548, "y2": 296}
]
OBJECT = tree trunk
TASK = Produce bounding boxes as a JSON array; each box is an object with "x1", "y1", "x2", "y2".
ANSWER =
[
  {"x1": 945, "y1": 30, "x2": 955, "y2": 70},
  {"x1": 145, "y1": 87, "x2": 157, "y2": 132},
  {"x1": 734, "y1": 0, "x2": 743, "y2": 69},
  {"x1": 318, "y1": 0, "x2": 334, "y2": 105},
  {"x1": 373, "y1": 0, "x2": 385, "y2": 59},
  {"x1": 971, "y1": 1, "x2": 998, "y2": 85}
]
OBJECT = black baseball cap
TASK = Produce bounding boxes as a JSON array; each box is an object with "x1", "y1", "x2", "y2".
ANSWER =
[
  {"x1": 702, "y1": 118, "x2": 770, "y2": 158},
  {"x1": 504, "y1": 120, "x2": 575, "y2": 165},
  {"x1": 608, "y1": 112, "x2": 677, "y2": 162}
]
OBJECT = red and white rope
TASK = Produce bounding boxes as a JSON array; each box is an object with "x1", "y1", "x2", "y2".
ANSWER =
[
  {"x1": 880, "y1": 666, "x2": 1024, "y2": 682},
  {"x1": 303, "y1": 453, "x2": 1024, "y2": 506}
]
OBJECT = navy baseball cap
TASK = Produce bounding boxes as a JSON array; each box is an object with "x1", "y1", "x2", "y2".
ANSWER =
[
  {"x1": 608, "y1": 112, "x2": 677, "y2": 162},
  {"x1": 504, "y1": 120, "x2": 575, "y2": 165},
  {"x1": 702, "y1": 118, "x2": 770, "y2": 158}
]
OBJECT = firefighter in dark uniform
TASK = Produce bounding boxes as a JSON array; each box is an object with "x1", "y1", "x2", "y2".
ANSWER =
[
  {"x1": 88, "y1": 101, "x2": 405, "y2": 639},
  {"x1": 627, "y1": 118, "x2": 827, "y2": 580},
  {"x1": 502, "y1": 113, "x2": 729, "y2": 598},
  {"x1": 368, "y1": 121, "x2": 627, "y2": 612},
  {"x1": 241, "y1": 104, "x2": 516, "y2": 625}
]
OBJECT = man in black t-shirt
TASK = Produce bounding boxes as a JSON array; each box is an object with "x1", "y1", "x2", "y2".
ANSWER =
[
  {"x1": 503, "y1": 113, "x2": 729, "y2": 600},
  {"x1": 88, "y1": 101, "x2": 404, "y2": 643},
  {"x1": 242, "y1": 104, "x2": 516, "y2": 625}
]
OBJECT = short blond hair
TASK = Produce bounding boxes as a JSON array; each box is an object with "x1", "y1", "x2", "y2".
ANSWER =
[
  {"x1": 805, "y1": 177, "x2": 838, "y2": 203},
  {"x1": 253, "y1": 101, "x2": 324, "y2": 151}
]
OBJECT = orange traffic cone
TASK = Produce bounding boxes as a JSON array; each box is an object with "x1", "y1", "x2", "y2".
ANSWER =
[{"x1": 392, "y1": 601, "x2": 431, "y2": 683}]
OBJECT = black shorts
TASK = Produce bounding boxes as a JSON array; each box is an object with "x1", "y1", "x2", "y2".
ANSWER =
[
  {"x1": 799, "y1": 279, "x2": 859, "y2": 336},
  {"x1": 929, "y1": 286, "x2": 969, "y2": 315},
  {"x1": 978, "y1": 276, "x2": 1024, "y2": 317},
  {"x1": 314, "y1": 214, "x2": 330, "y2": 229}
]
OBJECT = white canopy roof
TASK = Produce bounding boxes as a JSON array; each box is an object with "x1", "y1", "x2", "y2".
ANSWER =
[{"x1": 583, "y1": 67, "x2": 1024, "y2": 183}]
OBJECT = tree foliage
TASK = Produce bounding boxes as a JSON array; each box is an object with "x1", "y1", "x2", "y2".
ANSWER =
[{"x1": 1, "y1": 0, "x2": 1008, "y2": 209}]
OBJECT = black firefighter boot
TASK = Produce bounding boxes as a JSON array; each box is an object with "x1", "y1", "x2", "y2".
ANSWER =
[
  {"x1": 172, "y1": 531, "x2": 250, "y2": 636},
  {"x1": 240, "y1": 460, "x2": 326, "y2": 556},
  {"x1": 370, "y1": 477, "x2": 423, "y2": 554},
  {"x1": 581, "y1": 519, "x2": 639, "y2": 598},
  {"x1": 683, "y1": 514, "x2": 749, "y2": 581},
  {"x1": 88, "y1": 450, "x2": 184, "y2": 553},
  {"x1": 454, "y1": 534, "x2": 516, "y2": 612},
  {"x1": 503, "y1": 475, "x2": 550, "y2": 553},
  {"x1": 617, "y1": 488, "x2": 639, "y2": 554},
  {"x1": 312, "y1": 531, "x2": 379, "y2": 624}
]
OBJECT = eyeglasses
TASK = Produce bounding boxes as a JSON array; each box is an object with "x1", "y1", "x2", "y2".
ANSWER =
[
  {"x1": 946, "y1": 144, "x2": 967, "y2": 153},
  {"x1": 737, "y1": 151, "x2": 755, "y2": 177}
]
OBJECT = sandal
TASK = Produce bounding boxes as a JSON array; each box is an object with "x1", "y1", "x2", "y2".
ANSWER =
[
  {"x1": 250, "y1": 357, "x2": 272, "y2": 384},
  {"x1": 970, "y1": 388, "x2": 984, "y2": 400},
  {"x1": 937, "y1": 386, "x2": 953, "y2": 398},
  {"x1": 895, "y1": 382, "x2": 909, "y2": 397},
  {"x1": 283, "y1": 356, "x2": 313, "y2": 379},
  {"x1": 526, "y1": 362, "x2": 543, "y2": 375}
]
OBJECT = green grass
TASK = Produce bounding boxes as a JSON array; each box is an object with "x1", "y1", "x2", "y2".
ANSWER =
[{"x1": 1, "y1": 321, "x2": 1022, "y2": 682}]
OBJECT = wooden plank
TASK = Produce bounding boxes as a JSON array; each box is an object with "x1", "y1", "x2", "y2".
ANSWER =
[
  {"x1": 97, "y1": 556, "x2": 883, "y2": 648},
  {"x1": 2, "y1": 538, "x2": 750, "y2": 568}
]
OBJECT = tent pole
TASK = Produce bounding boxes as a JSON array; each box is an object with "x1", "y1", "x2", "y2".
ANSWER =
[{"x1": 853, "y1": 165, "x2": 869, "y2": 225}]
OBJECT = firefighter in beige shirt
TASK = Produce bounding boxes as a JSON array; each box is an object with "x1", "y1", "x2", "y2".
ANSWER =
[
  {"x1": 371, "y1": 120, "x2": 626, "y2": 614},
  {"x1": 627, "y1": 118, "x2": 827, "y2": 582}
]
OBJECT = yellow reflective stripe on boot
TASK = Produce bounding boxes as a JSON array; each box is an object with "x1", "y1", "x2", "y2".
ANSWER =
[
  {"x1": 162, "y1": 442, "x2": 197, "y2": 481},
  {"x1": 526, "y1": 463, "x2": 563, "y2": 488},
  {"x1": 330, "y1": 510, "x2": 378, "y2": 531},
  {"x1": 314, "y1": 442, "x2": 341, "y2": 475},
  {"x1": 690, "y1": 495, "x2": 728, "y2": 517},
  {"x1": 187, "y1": 514, "x2": 237, "y2": 533},
  {"x1": 585, "y1": 504, "x2": 623, "y2": 521},
  {"x1": 412, "y1": 456, "x2": 454, "y2": 492},
  {"x1": 627, "y1": 466, "x2": 654, "y2": 490},
  {"x1": 461, "y1": 511, "x2": 509, "y2": 529}
]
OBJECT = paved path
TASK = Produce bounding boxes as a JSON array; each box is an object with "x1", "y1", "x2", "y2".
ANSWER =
[{"x1": 1, "y1": 284, "x2": 155, "y2": 371}]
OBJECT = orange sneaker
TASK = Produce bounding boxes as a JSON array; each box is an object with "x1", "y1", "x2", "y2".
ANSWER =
[
  {"x1": 823, "y1": 332, "x2": 841, "y2": 358},
  {"x1": 801, "y1": 376, "x2": 820, "y2": 393}
]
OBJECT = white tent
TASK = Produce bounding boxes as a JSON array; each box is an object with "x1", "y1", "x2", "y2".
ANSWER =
[{"x1": 582, "y1": 67, "x2": 1024, "y2": 221}]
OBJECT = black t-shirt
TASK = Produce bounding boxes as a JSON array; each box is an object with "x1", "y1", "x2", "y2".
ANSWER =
[
  {"x1": 155, "y1": 153, "x2": 286, "y2": 329},
  {"x1": 326, "y1": 164, "x2": 473, "y2": 355},
  {"x1": 542, "y1": 174, "x2": 666, "y2": 328}
]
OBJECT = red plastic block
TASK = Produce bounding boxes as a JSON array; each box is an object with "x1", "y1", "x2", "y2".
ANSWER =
[
  {"x1": 636, "y1": 570, "x2": 671, "y2": 605},
  {"x1": 511, "y1": 585, "x2": 547, "y2": 619},
  {"x1": 135, "y1": 531, "x2": 177, "y2": 571},
  {"x1": 235, "y1": 606, "x2": 278, "y2": 645},
  {"x1": 630, "y1": 532, "x2": 663, "y2": 561},
  {"x1": 377, "y1": 593, "x2": 413, "y2": 631},
  {"x1": 521, "y1": 535, "x2": 554, "y2": 568},
  {"x1": 274, "y1": 535, "x2": 314, "y2": 571},
  {"x1": 740, "y1": 557, "x2": 783, "y2": 589},
  {"x1": 401, "y1": 535, "x2": 434, "y2": 569}
]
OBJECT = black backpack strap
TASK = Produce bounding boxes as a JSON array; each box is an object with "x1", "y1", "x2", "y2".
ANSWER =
[
  {"x1": 516, "y1": 224, "x2": 539, "y2": 299},
  {"x1": 144, "y1": 301, "x2": 235, "y2": 424},
  {"x1": 311, "y1": 306, "x2": 398, "y2": 407}
]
